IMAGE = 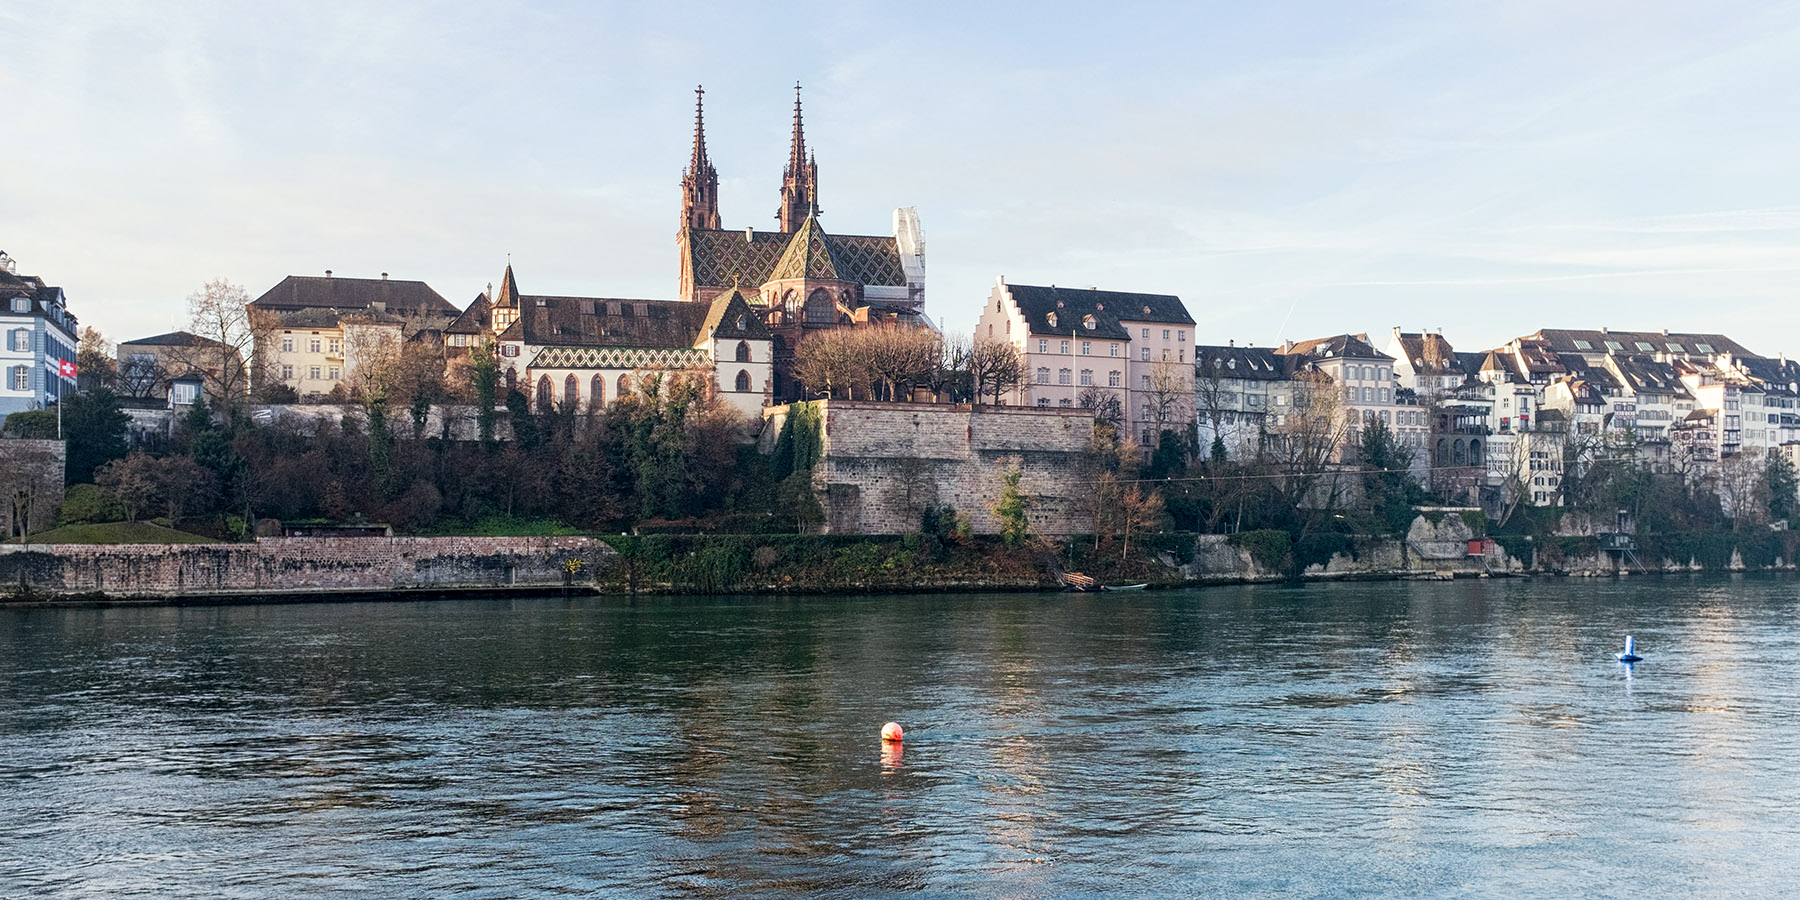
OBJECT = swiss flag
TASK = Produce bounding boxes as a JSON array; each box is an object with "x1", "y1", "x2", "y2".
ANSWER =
[{"x1": 58, "y1": 359, "x2": 77, "y2": 379}]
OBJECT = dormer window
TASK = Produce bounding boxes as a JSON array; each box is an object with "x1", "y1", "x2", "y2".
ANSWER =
[
  {"x1": 1573, "y1": 340, "x2": 1592, "y2": 350},
  {"x1": 1695, "y1": 343, "x2": 1714, "y2": 353},
  {"x1": 9, "y1": 298, "x2": 26, "y2": 313},
  {"x1": 1046, "y1": 312, "x2": 1058, "y2": 328},
  {"x1": 1082, "y1": 315, "x2": 1096, "y2": 331}
]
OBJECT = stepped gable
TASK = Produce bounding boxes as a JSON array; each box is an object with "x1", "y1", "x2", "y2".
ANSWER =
[{"x1": 1008, "y1": 284, "x2": 1191, "y2": 342}]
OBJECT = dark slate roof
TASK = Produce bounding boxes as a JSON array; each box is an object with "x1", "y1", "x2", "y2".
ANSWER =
[
  {"x1": 119, "y1": 330, "x2": 228, "y2": 349},
  {"x1": 515, "y1": 296, "x2": 713, "y2": 348},
  {"x1": 1194, "y1": 345, "x2": 1295, "y2": 381},
  {"x1": 1513, "y1": 340, "x2": 1566, "y2": 376},
  {"x1": 276, "y1": 307, "x2": 347, "y2": 329},
  {"x1": 0, "y1": 269, "x2": 78, "y2": 331},
  {"x1": 1478, "y1": 350, "x2": 1523, "y2": 381},
  {"x1": 1736, "y1": 355, "x2": 1800, "y2": 396},
  {"x1": 1281, "y1": 333, "x2": 1392, "y2": 361},
  {"x1": 1394, "y1": 332, "x2": 1465, "y2": 375},
  {"x1": 685, "y1": 227, "x2": 907, "y2": 290},
  {"x1": 1608, "y1": 354, "x2": 1685, "y2": 395},
  {"x1": 1007, "y1": 283, "x2": 1193, "y2": 341},
  {"x1": 250, "y1": 275, "x2": 459, "y2": 319},
  {"x1": 1524, "y1": 328, "x2": 1755, "y2": 359},
  {"x1": 1555, "y1": 353, "x2": 1623, "y2": 393},
  {"x1": 444, "y1": 292, "x2": 491, "y2": 335}
]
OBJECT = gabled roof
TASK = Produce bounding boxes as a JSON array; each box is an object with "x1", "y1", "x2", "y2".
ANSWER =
[
  {"x1": 1513, "y1": 340, "x2": 1566, "y2": 376},
  {"x1": 120, "y1": 330, "x2": 228, "y2": 349},
  {"x1": 444, "y1": 292, "x2": 492, "y2": 335},
  {"x1": 250, "y1": 275, "x2": 459, "y2": 319},
  {"x1": 1555, "y1": 353, "x2": 1622, "y2": 392},
  {"x1": 1281, "y1": 333, "x2": 1391, "y2": 361},
  {"x1": 513, "y1": 295, "x2": 714, "y2": 349},
  {"x1": 684, "y1": 227, "x2": 907, "y2": 291},
  {"x1": 0, "y1": 269, "x2": 78, "y2": 331},
  {"x1": 1194, "y1": 345, "x2": 1296, "y2": 381},
  {"x1": 698, "y1": 289, "x2": 772, "y2": 341},
  {"x1": 766, "y1": 215, "x2": 843, "y2": 282},
  {"x1": 1608, "y1": 354, "x2": 1686, "y2": 396},
  {"x1": 1736, "y1": 355, "x2": 1800, "y2": 396},
  {"x1": 1006, "y1": 283, "x2": 1192, "y2": 341},
  {"x1": 1478, "y1": 350, "x2": 1523, "y2": 381}
]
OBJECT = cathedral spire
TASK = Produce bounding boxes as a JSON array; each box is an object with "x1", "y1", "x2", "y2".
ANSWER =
[
  {"x1": 681, "y1": 84, "x2": 721, "y2": 231},
  {"x1": 777, "y1": 81, "x2": 818, "y2": 233}
]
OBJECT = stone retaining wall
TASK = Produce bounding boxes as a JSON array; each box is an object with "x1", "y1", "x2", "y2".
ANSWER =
[{"x1": 0, "y1": 536, "x2": 614, "y2": 599}]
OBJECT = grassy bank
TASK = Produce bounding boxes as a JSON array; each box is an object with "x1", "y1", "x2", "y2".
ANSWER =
[{"x1": 18, "y1": 522, "x2": 217, "y2": 545}]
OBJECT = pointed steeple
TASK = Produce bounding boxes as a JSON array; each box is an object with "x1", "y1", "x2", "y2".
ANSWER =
[
  {"x1": 681, "y1": 85, "x2": 721, "y2": 231},
  {"x1": 492, "y1": 261, "x2": 521, "y2": 332},
  {"x1": 777, "y1": 81, "x2": 819, "y2": 233}
]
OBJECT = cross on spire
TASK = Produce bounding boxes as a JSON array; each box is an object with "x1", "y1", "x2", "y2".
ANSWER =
[
  {"x1": 681, "y1": 83, "x2": 721, "y2": 230},
  {"x1": 777, "y1": 81, "x2": 819, "y2": 233}
]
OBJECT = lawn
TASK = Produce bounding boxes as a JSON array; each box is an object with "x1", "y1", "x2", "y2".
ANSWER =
[{"x1": 20, "y1": 522, "x2": 218, "y2": 545}]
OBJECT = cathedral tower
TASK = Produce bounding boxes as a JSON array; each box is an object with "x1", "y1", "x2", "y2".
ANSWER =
[
  {"x1": 776, "y1": 83, "x2": 818, "y2": 234},
  {"x1": 681, "y1": 85, "x2": 721, "y2": 231}
]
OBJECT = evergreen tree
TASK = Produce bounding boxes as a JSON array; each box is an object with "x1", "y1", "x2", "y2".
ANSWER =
[{"x1": 1766, "y1": 451, "x2": 1798, "y2": 523}]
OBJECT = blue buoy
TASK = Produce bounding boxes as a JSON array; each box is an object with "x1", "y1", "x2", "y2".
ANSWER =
[{"x1": 1617, "y1": 635, "x2": 1642, "y2": 663}]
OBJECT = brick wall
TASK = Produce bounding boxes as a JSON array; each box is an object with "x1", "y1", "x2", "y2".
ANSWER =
[
  {"x1": 768, "y1": 401, "x2": 1101, "y2": 535},
  {"x1": 0, "y1": 535, "x2": 615, "y2": 598}
]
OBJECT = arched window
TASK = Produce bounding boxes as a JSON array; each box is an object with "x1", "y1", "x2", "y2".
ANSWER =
[
  {"x1": 735, "y1": 341, "x2": 751, "y2": 362},
  {"x1": 564, "y1": 374, "x2": 579, "y2": 408},
  {"x1": 591, "y1": 374, "x2": 605, "y2": 410},
  {"x1": 617, "y1": 374, "x2": 631, "y2": 398},
  {"x1": 504, "y1": 368, "x2": 517, "y2": 393},
  {"x1": 1435, "y1": 438, "x2": 1449, "y2": 468},
  {"x1": 1453, "y1": 439, "x2": 1467, "y2": 465},
  {"x1": 1468, "y1": 439, "x2": 1482, "y2": 465},
  {"x1": 805, "y1": 289, "x2": 835, "y2": 325},
  {"x1": 735, "y1": 369, "x2": 751, "y2": 392},
  {"x1": 535, "y1": 375, "x2": 552, "y2": 412}
]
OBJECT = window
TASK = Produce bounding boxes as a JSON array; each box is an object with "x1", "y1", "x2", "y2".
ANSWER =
[
  {"x1": 1573, "y1": 340, "x2": 1592, "y2": 350},
  {"x1": 172, "y1": 381, "x2": 199, "y2": 405},
  {"x1": 1141, "y1": 328, "x2": 1149, "y2": 339},
  {"x1": 1696, "y1": 343, "x2": 1714, "y2": 353},
  {"x1": 1141, "y1": 374, "x2": 1151, "y2": 390},
  {"x1": 735, "y1": 341, "x2": 751, "y2": 362},
  {"x1": 9, "y1": 365, "x2": 26, "y2": 390},
  {"x1": 328, "y1": 367, "x2": 339, "y2": 380},
  {"x1": 1635, "y1": 342, "x2": 1654, "y2": 352},
  {"x1": 449, "y1": 334, "x2": 469, "y2": 347},
  {"x1": 1060, "y1": 341, "x2": 1070, "y2": 354},
  {"x1": 1082, "y1": 315, "x2": 1096, "y2": 331},
  {"x1": 618, "y1": 374, "x2": 632, "y2": 397},
  {"x1": 281, "y1": 338, "x2": 294, "y2": 353},
  {"x1": 1667, "y1": 343, "x2": 1684, "y2": 353},
  {"x1": 1178, "y1": 330, "x2": 1186, "y2": 342},
  {"x1": 1179, "y1": 350, "x2": 1184, "y2": 363},
  {"x1": 1037, "y1": 397, "x2": 1049, "y2": 407},
  {"x1": 308, "y1": 366, "x2": 321, "y2": 380},
  {"x1": 1362, "y1": 387, "x2": 1374, "y2": 402},
  {"x1": 1047, "y1": 312, "x2": 1058, "y2": 328},
  {"x1": 1163, "y1": 349, "x2": 1171, "y2": 361},
  {"x1": 1380, "y1": 388, "x2": 1390, "y2": 402},
  {"x1": 1038, "y1": 340, "x2": 1048, "y2": 353},
  {"x1": 1036, "y1": 367, "x2": 1050, "y2": 384},
  {"x1": 1109, "y1": 370, "x2": 1120, "y2": 387},
  {"x1": 805, "y1": 289, "x2": 835, "y2": 324},
  {"x1": 7, "y1": 329, "x2": 27, "y2": 352},
  {"x1": 1604, "y1": 341, "x2": 1623, "y2": 351},
  {"x1": 1346, "y1": 386, "x2": 1356, "y2": 402},
  {"x1": 10, "y1": 298, "x2": 27, "y2": 313},
  {"x1": 536, "y1": 375, "x2": 553, "y2": 411},
  {"x1": 1079, "y1": 369, "x2": 1093, "y2": 386},
  {"x1": 1110, "y1": 344, "x2": 1119, "y2": 357},
  {"x1": 735, "y1": 369, "x2": 751, "y2": 392},
  {"x1": 1081, "y1": 341, "x2": 1091, "y2": 356},
  {"x1": 328, "y1": 340, "x2": 341, "y2": 354},
  {"x1": 592, "y1": 375, "x2": 605, "y2": 408},
  {"x1": 282, "y1": 365, "x2": 293, "y2": 380},
  {"x1": 1059, "y1": 398, "x2": 1072, "y2": 408},
  {"x1": 1140, "y1": 347, "x2": 1150, "y2": 361},
  {"x1": 1162, "y1": 329, "x2": 1171, "y2": 340},
  {"x1": 1058, "y1": 368, "x2": 1072, "y2": 385}
]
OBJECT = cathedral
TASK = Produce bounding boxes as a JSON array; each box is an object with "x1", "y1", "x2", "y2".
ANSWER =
[{"x1": 467, "y1": 85, "x2": 928, "y2": 413}]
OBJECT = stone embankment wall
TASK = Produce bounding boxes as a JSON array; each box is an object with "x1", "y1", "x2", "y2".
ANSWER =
[
  {"x1": 766, "y1": 401, "x2": 1101, "y2": 536},
  {"x1": 0, "y1": 536, "x2": 614, "y2": 600},
  {"x1": 1172, "y1": 516, "x2": 1528, "y2": 583}
]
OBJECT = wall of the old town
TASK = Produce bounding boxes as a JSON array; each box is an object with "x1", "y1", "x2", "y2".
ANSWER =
[
  {"x1": 0, "y1": 536, "x2": 612, "y2": 599},
  {"x1": 765, "y1": 401, "x2": 1102, "y2": 535}
]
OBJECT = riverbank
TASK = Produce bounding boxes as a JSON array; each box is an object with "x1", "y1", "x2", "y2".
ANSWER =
[{"x1": 4, "y1": 519, "x2": 1799, "y2": 607}]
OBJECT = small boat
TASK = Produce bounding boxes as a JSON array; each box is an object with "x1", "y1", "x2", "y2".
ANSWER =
[{"x1": 1101, "y1": 583, "x2": 1149, "y2": 592}]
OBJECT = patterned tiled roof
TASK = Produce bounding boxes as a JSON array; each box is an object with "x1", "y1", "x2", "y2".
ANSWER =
[
  {"x1": 528, "y1": 345, "x2": 711, "y2": 371},
  {"x1": 685, "y1": 227, "x2": 906, "y2": 290},
  {"x1": 767, "y1": 215, "x2": 842, "y2": 282}
]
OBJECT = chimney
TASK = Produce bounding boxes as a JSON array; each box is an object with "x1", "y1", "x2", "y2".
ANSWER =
[
  {"x1": 381, "y1": 272, "x2": 389, "y2": 281},
  {"x1": 745, "y1": 226, "x2": 754, "y2": 243},
  {"x1": 1228, "y1": 339, "x2": 1234, "y2": 347},
  {"x1": 325, "y1": 269, "x2": 333, "y2": 278}
]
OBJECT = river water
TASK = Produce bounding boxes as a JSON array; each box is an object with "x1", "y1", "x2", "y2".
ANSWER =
[{"x1": 3, "y1": 578, "x2": 1798, "y2": 898}]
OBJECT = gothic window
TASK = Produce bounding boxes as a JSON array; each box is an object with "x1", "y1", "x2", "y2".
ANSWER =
[
  {"x1": 805, "y1": 289, "x2": 835, "y2": 325},
  {"x1": 536, "y1": 375, "x2": 553, "y2": 412},
  {"x1": 591, "y1": 375, "x2": 605, "y2": 410},
  {"x1": 618, "y1": 374, "x2": 632, "y2": 397},
  {"x1": 504, "y1": 368, "x2": 516, "y2": 393},
  {"x1": 735, "y1": 341, "x2": 751, "y2": 362},
  {"x1": 735, "y1": 369, "x2": 751, "y2": 392},
  {"x1": 564, "y1": 374, "x2": 579, "y2": 408}
]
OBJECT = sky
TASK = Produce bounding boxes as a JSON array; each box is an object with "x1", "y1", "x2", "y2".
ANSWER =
[{"x1": 6, "y1": 0, "x2": 1800, "y2": 357}]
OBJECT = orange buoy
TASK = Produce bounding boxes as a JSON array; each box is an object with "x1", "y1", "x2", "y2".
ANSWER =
[{"x1": 881, "y1": 722, "x2": 904, "y2": 742}]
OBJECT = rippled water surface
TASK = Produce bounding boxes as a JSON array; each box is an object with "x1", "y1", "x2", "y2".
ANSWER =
[{"x1": 4, "y1": 578, "x2": 1800, "y2": 898}]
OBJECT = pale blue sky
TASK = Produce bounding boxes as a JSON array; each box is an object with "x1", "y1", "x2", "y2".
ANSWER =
[{"x1": 6, "y1": 1, "x2": 1800, "y2": 356}]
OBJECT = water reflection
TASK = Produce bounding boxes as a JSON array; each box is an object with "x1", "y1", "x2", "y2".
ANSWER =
[{"x1": 2, "y1": 578, "x2": 1799, "y2": 897}]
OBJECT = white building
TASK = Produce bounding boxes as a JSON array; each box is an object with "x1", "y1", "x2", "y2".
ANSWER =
[{"x1": 0, "y1": 252, "x2": 79, "y2": 416}]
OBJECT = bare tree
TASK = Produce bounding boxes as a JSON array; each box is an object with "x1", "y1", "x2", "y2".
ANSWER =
[
  {"x1": 1193, "y1": 350, "x2": 1236, "y2": 456},
  {"x1": 1717, "y1": 451, "x2": 1769, "y2": 530},
  {"x1": 168, "y1": 279, "x2": 267, "y2": 414},
  {"x1": 1143, "y1": 357, "x2": 1193, "y2": 445},
  {"x1": 1077, "y1": 385, "x2": 1124, "y2": 430},
  {"x1": 860, "y1": 325, "x2": 941, "y2": 401},
  {"x1": 792, "y1": 330, "x2": 860, "y2": 399},
  {"x1": 1263, "y1": 368, "x2": 1352, "y2": 513},
  {"x1": 967, "y1": 339, "x2": 1025, "y2": 405},
  {"x1": 0, "y1": 440, "x2": 63, "y2": 539},
  {"x1": 77, "y1": 327, "x2": 117, "y2": 393}
]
